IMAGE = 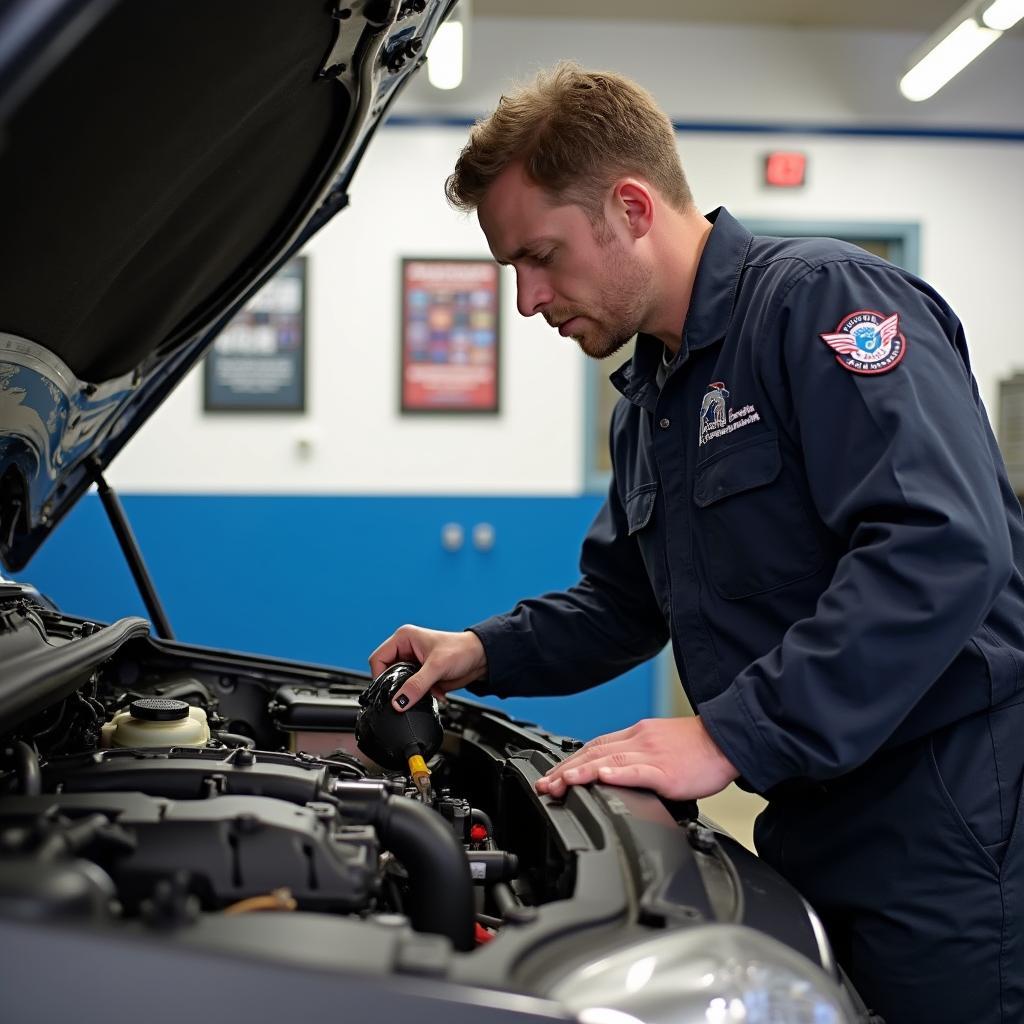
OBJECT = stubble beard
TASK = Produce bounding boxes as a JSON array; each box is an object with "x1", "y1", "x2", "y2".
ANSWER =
[{"x1": 570, "y1": 238, "x2": 654, "y2": 361}]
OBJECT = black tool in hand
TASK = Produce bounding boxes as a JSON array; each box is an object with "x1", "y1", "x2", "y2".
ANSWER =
[{"x1": 355, "y1": 661, "x2": 443, "y2": 802}]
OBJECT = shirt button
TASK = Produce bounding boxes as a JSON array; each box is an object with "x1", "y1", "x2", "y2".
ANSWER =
[{"x1": 659, "y1": 418, "x2": 671, "y2": 429}]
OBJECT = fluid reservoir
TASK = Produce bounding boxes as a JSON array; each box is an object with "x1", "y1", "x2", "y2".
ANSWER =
[{"x1": 104, "y1": 698, "x2": 210, "y2": 748}]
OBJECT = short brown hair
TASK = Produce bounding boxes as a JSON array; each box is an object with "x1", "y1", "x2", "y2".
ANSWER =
[{"x1": 445, "y1": 62, "x2": 692, "y2": 221}]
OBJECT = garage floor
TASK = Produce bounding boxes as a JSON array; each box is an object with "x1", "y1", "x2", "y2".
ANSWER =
[{"x1": 700, "y1": 784, "x2": 767, "y2": 851}]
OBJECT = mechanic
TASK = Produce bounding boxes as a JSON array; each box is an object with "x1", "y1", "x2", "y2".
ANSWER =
[{"x1": 370, "y1": 63, "x2": 1024, "y2": 1023}]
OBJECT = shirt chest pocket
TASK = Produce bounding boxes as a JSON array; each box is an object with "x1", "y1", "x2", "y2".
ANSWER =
[{"x1": 693, "y1": 437, "x2": 825, "y2": 600}]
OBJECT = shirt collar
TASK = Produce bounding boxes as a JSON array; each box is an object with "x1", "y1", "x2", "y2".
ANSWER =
[{"x1": 610, "y1": 207, "x2": 753, "y2": 408}]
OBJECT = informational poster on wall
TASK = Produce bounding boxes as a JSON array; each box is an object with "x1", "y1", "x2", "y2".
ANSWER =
[
  {"x1": 400, "y1": 258, "x2": 500, "y2": 414},
  {"x1": 203, "y1": 257, "x2": 306, "y2": 413}
]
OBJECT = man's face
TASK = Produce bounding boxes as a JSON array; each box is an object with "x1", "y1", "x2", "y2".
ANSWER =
[{"x1": 477, "y1": 163, "x2": 653, "y2": 360}]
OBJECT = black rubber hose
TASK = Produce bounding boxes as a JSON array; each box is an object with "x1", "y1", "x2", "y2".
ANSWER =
[
  {"x1": 10, "y1": 740, "x2": 41, "y2": 796},
  {"x1": 214, "y1": 732, "x2": 256, "y2": 750},
  {"x1": 372, "y1": 796, "x2": 475, "y2": 952},
  {"x1": 491, "y1": 881, "x2": 538, "y2": 925}
]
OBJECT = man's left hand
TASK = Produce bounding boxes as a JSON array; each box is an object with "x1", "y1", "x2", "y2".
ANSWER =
[{"x1": 536, "y1": 716, "x2": 739, "y2": 801}]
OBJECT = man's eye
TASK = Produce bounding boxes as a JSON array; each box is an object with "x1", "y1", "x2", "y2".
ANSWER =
[{"x1": 534, "y1": 251, "x2": 554, "y2": 266}]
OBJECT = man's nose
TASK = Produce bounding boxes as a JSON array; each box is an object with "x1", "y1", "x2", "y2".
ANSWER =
[{"x1": 515, "y1": 269, "x2": 554, "y2": 318}]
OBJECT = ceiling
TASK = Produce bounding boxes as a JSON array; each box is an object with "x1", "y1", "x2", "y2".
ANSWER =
[{"x1": 471, "y1": 1, "x2": 983, "y2": 33}]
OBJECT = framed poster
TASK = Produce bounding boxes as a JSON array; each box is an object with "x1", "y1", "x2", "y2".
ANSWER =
[
  {"x1": 203, "y1": 257, "x2": 307, "y2": 412},
  {"x1": 400, "y1": 257, "x2": 500, "y2": 414}
]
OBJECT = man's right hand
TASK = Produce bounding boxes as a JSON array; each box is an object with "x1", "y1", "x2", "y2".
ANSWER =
[{"x1": 368, "y1": 626, "x2": 488, "y2": 712}]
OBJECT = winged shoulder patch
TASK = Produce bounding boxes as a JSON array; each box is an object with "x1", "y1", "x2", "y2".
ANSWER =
[{"x1": 819, "y1": 310, "x2": 906, "y2": 375}]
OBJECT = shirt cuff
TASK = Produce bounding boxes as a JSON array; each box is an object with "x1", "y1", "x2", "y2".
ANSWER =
[
  {"x1": 697, "y1": 684, "x2": 792, "y2": 794},
  {"x1": 463, "y1": 615, "x2": 523, "y2": 698}
]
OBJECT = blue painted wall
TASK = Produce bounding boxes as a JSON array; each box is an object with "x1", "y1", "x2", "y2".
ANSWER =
[{"x1": 21, "y1": 494, "x2": 658, "y2": 741}]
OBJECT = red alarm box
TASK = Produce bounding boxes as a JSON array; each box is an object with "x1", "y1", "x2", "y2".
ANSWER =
[{"x1": 764, "y1": 151, "x2": 807, "y2": 188}]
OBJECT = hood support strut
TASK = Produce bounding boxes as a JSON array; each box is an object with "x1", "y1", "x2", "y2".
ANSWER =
[{"x1": 93, "y1": 468, "x2": 174, "y2": 640}]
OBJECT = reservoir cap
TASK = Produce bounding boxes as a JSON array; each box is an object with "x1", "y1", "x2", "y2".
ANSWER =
[{"x1": 129, "y1": 698, "x2": 190, "y2": 722}]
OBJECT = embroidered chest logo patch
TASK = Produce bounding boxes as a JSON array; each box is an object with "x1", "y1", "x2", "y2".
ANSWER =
[
  {"x1": 819, "y1": 310, "x2": 906, "y2": 375},
  {"x1": 698, "y1": 381, "x2": 761, "y2": 446}
]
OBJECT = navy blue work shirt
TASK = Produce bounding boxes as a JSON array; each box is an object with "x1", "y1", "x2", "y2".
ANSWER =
[{"x1": 469, "y1": 207, "x2": 1024, "y2": 794}]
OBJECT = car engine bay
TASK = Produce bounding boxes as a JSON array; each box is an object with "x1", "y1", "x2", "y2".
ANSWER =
[
  {"x1": 0, "y1": 600, "x2": 581, "y2": 959},
  {"x1": 0, "y1": 587, "x2": 864, "y2": 1022}
]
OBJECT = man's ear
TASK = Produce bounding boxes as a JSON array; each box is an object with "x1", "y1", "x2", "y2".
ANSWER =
[{"x1": 612, "y1": 179, "x2": 654, "y2": 239}]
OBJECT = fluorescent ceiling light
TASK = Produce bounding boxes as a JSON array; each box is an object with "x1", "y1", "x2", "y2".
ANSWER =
[
  {"x1": 427, "y1": 21, "x2": 463, "y2": 90},
  {"x1": 899, "y1": 17, "x2": 1001, "y2": 101},
  {"x1": 982, "y1": 0, "x2": 1024, "y2": 30}
]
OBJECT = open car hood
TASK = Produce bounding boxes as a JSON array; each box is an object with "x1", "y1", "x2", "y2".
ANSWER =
[{"x1": 0, "y1": 0, "x2": 452, "y2": 571}]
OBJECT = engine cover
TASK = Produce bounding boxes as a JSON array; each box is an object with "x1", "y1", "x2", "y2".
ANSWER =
[{"x1": 0, "y1": 791, "x2": 378, "y2": 914}]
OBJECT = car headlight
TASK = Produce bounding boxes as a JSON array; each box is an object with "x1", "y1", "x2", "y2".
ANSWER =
[{"x1": 547, "y1": 924, "x2": 858, "y2": 1024}]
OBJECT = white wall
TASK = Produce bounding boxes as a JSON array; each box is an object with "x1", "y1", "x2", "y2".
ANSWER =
[{"x1": 108, "y1": 17, "x2": 1024, "y2": 495}]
